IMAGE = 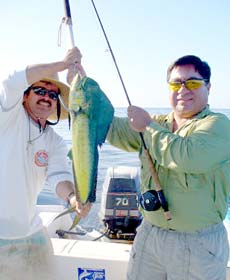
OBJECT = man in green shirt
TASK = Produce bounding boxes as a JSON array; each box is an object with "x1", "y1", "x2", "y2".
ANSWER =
[{"x1": 107, "y1": 55, "x2": 230, "y2": 279}]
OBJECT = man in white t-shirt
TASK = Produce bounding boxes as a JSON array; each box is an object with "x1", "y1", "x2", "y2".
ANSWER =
[{"x1": 0, "y1": 47, "x2": 91, "y2": 279}]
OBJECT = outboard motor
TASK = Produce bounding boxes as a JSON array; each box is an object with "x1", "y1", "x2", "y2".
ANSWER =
[{"x1": 100, "y1": 166, "x2": 142, "y2": 240}]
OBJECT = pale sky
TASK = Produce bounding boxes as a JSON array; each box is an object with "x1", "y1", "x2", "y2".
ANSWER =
[{"x1": 1, "y1": 0, "x2": 230, "y2": 108}]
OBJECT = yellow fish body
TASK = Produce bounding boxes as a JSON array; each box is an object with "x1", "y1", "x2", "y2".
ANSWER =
[{"x1": 55, "y1": 76, "x2": 114, "y2": 230}]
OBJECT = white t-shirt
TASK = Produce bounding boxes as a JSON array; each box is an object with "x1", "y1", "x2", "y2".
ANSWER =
[{"x1": 0, "y1": 70, "x2": 73, "y2": 239}]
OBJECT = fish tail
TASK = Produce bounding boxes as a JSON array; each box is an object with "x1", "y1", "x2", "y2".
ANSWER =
[
  {"x1": 69, "y1": 216, "x2": 81, "y2": 230},
  {"x1": 53, "y1": 206, "x2": 75, "y2": 222}
]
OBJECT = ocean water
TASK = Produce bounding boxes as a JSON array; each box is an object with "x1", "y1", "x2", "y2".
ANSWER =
[{"x1": 38, "y1": 107, "x2": 230, "y2": 230}]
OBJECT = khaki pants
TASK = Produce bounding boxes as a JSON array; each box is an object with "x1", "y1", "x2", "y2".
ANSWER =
[
  {"x1": 0, "y1": 228, "x2": 56, "y2": 280},
  {"x1": 127, "y1": 220, "x2": 229, "y2": 280}
]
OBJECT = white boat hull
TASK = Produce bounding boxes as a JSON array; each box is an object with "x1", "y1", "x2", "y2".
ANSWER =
[
  {"x1": 38, "y1": 205, "x2": 230, "y2": 280},
  {"x1": 51, "y1": 238, "x2": 130, "y2": 279},
  {"x1": 38, "y1": 205, "x2": 130, "y2": 279}
]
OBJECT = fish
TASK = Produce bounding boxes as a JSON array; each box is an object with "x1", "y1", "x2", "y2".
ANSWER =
[{"x1": 55, "y1": 75, "x2": 114, "y2": 230}]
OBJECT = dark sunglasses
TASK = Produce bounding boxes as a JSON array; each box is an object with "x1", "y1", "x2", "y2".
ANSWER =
[{"x1": 31, "y1": 87, "x2": 59, "y2": 100}]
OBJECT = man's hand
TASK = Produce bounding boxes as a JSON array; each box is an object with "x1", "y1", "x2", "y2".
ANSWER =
[
  {"x1": 63, "y1": 47, "x2": 82, "y2": 68},
  {"x1": 127, "y1": 105, "x2": 151, "y2": 132},
  {"x1": 56, "y1": 181, "x2": 91, "y2": 218},
  {"x1": 26, "y1": 46, "x2": 85, "y2": 85},
  {"x1": 66, "y1": 62, "x2": 86, "y2": 85},
  {"x1": 64, "y1": 46, "x2": 86, "y2": 85},
  {"x1": 69, "y1": 195, "x2": 92, "y2": 218}
]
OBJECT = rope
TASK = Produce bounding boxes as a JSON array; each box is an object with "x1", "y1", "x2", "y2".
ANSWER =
[
  {"x1": 57, "y1": 17, "x2": 65, "y2": 47},
  {"x1": 56, "y1": 224, "x2": 110, "y2": 241}
]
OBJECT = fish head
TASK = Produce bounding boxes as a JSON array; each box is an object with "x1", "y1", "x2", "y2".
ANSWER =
[{"x1": 69, "y1": 77, "x2": 89, "y2": 116}]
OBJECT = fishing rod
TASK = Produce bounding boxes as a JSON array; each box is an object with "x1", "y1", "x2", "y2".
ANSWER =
[
  {"x1": 62, "y1": 0, "x2": 84, "y2": 206},
  {"x1": 63, "y1": 0, "x2": 75, "y2": 48},
  {"x1": 90, "y1": 0, "x2": 171, "y2": 220}
]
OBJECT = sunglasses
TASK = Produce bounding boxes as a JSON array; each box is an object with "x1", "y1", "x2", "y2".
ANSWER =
[
  {"x1": 31, "y1": 87, "x2": 59, "y2": 100},
  {"x1": 168, "y1": 78, "x2": 208, "y2": 92}
]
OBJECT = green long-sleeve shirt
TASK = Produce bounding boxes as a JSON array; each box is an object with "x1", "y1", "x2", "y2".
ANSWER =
[{"x1": 107, "y1": 106, "x2": 230, "y2": 231}]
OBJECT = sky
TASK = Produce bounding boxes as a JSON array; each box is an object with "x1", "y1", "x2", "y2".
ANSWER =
[{"x1": 1, "y1": 0, "x2": 230, "y2": 108}]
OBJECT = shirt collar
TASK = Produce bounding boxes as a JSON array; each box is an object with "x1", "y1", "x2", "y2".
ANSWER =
[{"x1": 166, "y1": 105, "x2": 211, "y2": 123}]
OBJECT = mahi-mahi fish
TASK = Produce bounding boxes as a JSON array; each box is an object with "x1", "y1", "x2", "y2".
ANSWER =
[{"x1": 55, "y1": 75, "x2": 114, "y2": 230}]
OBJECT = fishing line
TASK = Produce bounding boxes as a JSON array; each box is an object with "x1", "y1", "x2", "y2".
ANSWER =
[
  {"x1": 90, "y1": 0, "x2": 171, "y2": 220},
  {"x1": 90, "y1": 0, "x2": 131, "y2": 105},
  {"x1": 90, "y1": 0, "x2": 148, "y2": 148}
]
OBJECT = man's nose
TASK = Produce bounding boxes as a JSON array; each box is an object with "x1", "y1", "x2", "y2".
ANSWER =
[
  {"x1": 43, "y1": 93, "x2": 50, "y2": 99},
  {"x1": 178, "y1": 83, "x2": 190, "y2": 94}
]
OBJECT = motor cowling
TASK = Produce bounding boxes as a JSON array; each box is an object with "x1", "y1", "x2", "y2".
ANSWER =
[{"x1": 100, "y1": 167, "x2": 142, "y2": 240}]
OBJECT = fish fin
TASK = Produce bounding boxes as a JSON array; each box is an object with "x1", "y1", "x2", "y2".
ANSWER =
[
  {"x1": 69, "y1": 215, "x2": 81, "y2": 231},
  {"x1": 53, "y1": 205, "x2": 80, "y2": 231},
  {"x1": 87, "y1": 165, "x2": 97, "y2": 203},
  {"x1": 68, "y1": 148, "x2": 72, "y2": 160},
  {"x1": 68, "y1": 113, "x2": 71, "y2": 130},
  {"x1": 97, "y1": 92, "x2": 114, "y2": 145},
  {"x1": 53, "y1": 206, "x2": 75, "y2": 221},
  {"x1": 71, "y1": 160, "x2": 83, "y2": 203}
]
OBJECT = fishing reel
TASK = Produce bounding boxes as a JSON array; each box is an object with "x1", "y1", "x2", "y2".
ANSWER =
[
  {"x1": 139, "y1": 190, "x2": 161, "y2": 211},
  {"x1": 139, "y1": 189, "x2": 169, "y2": 214}
]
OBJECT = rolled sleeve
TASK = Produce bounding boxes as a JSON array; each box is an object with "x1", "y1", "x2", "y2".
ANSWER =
[
  {"x1": 107, "y1": 117, "x2": 141, "y2": 152},
  {"x1": 1, "y1": 69, "x2": 28, "y2": 110}
]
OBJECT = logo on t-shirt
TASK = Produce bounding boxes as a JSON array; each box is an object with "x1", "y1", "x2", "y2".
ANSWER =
[{"x1": 34, "y1": 150, "x2": 48, "y2": 167}]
